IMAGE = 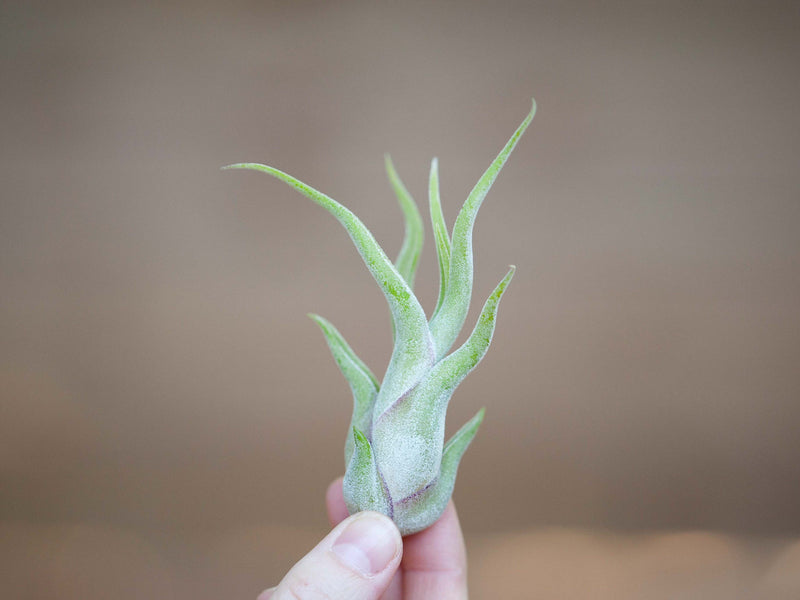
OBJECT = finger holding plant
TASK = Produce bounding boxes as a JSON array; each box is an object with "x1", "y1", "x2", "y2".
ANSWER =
[{"x1": 224, "y1": 99, "x2": 535, "y2": 535}]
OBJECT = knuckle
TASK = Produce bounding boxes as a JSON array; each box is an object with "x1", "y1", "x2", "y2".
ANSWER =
[{"x1": 278, "y1": 576, "x2": 335, "y2": 600}]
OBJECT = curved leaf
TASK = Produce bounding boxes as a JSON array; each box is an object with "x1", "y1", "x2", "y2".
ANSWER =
[
  {"x1": 343, "y1": 427, "x2": 392, "y2": 518},
  {"x1": 308, "y1": 313, "x2": 378, "y2": 466},
  {"x1": 428, "y1": 157, "x2": 451, "y2": 321},
  {"x1": 392, "y1": 407, "x2": 485, "y2": 535},
  {"x1": 221, "y1": 163, "x2": 436, "y2": 415},
  {"x1": 385, "y1": 154, "x2": 423, "y2": 290},
  {"x1": 428, "y1": 99, "x2": 535, "y2": 359}
]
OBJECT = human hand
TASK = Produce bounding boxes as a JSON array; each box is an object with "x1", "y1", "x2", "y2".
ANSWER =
[{"x1": 257, "y1": 477, "x2": 468, "y2": 599}]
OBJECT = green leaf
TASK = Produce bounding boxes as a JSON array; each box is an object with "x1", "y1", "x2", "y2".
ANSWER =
[
  {"x1": 428, "y1": 157, "x2": 451, "y2": 322},
  {"x1": 385, "y1": 154, "x2": 423, "y2": 290},
  {"x1": 342, "y1": 427, "x2": 392, "y2": 518},
  {"x1": 428, "y1": 99, "x2": 535, "y2": 360},
  {"x1": 372, "y1": 266, "x2": 514, "y2": 501},
  {"x1": 392, "y1": 407, "x2": 485, "y2": 535},
  {"x1": 427, "y1": 265, "x2": 515, "y2": 394},
  {"x1": 443, "y1": 406, "x2": 485, "y2": 459},
  {"x1": 221, "y1": 163, "x2": 436, "y2": 416},
  {"x1": 308, "y1": 313, "x2": 378, "y2": 466}
]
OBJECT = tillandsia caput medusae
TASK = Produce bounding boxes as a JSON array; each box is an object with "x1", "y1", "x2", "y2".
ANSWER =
[{"x1": 223, "y1": 100, "x2": 535, "y2": 535}]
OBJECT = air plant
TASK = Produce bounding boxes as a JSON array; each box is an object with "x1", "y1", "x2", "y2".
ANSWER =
[{"x1": 223, "y1": 99, "x2": 535, "y2": 534}]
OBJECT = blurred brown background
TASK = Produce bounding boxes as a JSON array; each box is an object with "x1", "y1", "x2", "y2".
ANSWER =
[{"x1": 2, "y1": 1, "x2": 799, "y2": 598}]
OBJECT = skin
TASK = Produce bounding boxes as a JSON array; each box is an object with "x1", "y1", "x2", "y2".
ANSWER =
[{"x1": 258, "y1": 477, "x2": 468, "y2": 599}]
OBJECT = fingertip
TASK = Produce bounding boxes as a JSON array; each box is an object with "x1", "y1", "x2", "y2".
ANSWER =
[
  {"x1": 399, "y1": 501, "x2": 468, "y2": 597},
  {"x1": 269, "y1": 510, "x2": 402, "y2": 599},
  {"x1": 402, "y1": 500, "x2": 467, "y2": 572},
  {"x1": 331, "y1": 511, "x2": 402, "y2": 576},
  {"x1": 325, "y1": 477, "x2": 342, "y2": 501},
  {"x1": 256, "y1": 586, "x2": 275, "y2": 599},
  {"x1": 326, "y1": 477, "x2": 349, "y2": 526}
]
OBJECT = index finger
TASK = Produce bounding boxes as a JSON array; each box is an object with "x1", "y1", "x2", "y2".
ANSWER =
[{"x1": 400, "y1": 501, "x2": 468, "y2": 598}]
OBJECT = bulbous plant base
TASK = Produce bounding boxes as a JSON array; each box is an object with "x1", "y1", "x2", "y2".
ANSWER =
[{"x1": 343, "y1": 408, "x2": 485, "y2": 535}]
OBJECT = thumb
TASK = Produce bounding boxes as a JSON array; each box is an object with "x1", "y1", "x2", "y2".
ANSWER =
[{"x1": 260, "y1": 511, "x2": 402, "y2": 600}]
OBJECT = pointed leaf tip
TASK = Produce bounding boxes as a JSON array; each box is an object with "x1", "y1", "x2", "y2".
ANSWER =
[
  {"x1": 444, "y1": 406, "x2": 486, "y2": 454},
  {"x1": 429, "y1": 155, "x2": 451, "y2": 321},
  {"x1": 352, "y1": 425, "x2": 367, "y2": 443},
  {"x1": 428, "y1": 103, "x2": 533, "y2": 359},
  {"x1": 309, "y1": 313, "x2": 378, "y2": 466},
  {"x1": 385, "y1": 154, "x2": 424, "y2": 291},
  {"x1": 343, "y1": 425, "x2": 392, "y2": 517}
]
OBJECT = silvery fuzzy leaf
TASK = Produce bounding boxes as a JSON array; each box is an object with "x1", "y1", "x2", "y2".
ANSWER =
[
  {"x1": 428, "y1": 157, "x2": 451, "y2": 322},
  {"x1": 308, "y1": 314, "x2": 378, "y2": 466},
  {"x1": 428, "y1": 99, "x2": 535, "y2": 360},
  {"x1": 343, "y1": 427, "x2": 392, "y2": 517},
  {"x1": 220, "y1": 163, "x2": 436, "y2": 417},
  {"x1": 393, "y1": 407, "x2": 485, "y2": 535},
  {"x1": 372, "y1": 266, "x2": 515, "y2": 501},
  {"x1": 385, "y1": 154, "x2": 423, "y2": 291}
]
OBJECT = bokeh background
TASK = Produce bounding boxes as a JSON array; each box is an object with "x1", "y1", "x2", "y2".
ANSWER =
[{"x1": 2, "y1": 1, "x2": 799, "y2": 598}]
